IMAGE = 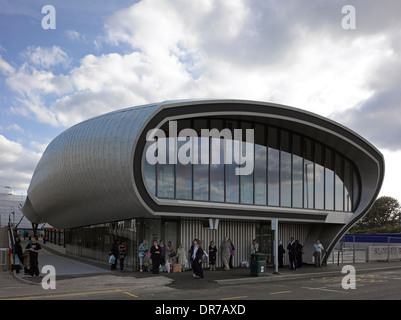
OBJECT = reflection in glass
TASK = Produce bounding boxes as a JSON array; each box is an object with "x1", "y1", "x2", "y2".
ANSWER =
[
  {"x1": 335, "y1": 153, "x2": 344, "y2": 211},
  {"x1": 304, "y1": 138, "x2": 314, "y2": 209},
  {"x1": 280, "y1": 130, "x2": 291, "y2": 207},
  {"x1": 226, "y1": 138, "x2": 239, "y2": 203},
  {"x1": 344, "y1": 159, "x2": 352, "y2": 212},
  {"x1": 241, "y1": 140, "x2": 254, "y2": 204},
  {"x1": 254, "y1": 124, "x2": 267, "y2": 205},
  {"x1": 314, "y1": 143, "x2": 324, "y2": 210},
  {"x1": 210, "y1": 137, "x2": 225, "y2": 202},
  {"x1": 176, "y1": 137, "x2": 192, "y2": 199},
  {"x1": 143, "y1": 117, "x2": 360, "y2": 213},
  {"x1": 325, "y1": 148, "x2": 334, "y2": 210},
  {"x1": 268, "y1": 127, "x2": 279, "y2": 206},
  {"x1": 292, "y1": 134, "x2": 303, "y2": 208}
]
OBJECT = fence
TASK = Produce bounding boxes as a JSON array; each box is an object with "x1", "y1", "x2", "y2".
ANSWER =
[{"x1": 327, "y1": 234, "x2": 401, "y2": 264}]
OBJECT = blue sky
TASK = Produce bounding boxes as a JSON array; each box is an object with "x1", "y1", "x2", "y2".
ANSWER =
[{"x1": 0, "y1": 0, "x2": 401, "y2": 203}]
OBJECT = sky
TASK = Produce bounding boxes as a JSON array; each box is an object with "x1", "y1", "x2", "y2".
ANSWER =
[{"x1": 0, "y1": 0, "x2": 400, "y2": 203}]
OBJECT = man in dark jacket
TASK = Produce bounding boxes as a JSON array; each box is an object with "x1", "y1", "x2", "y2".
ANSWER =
[
  {"x1": 191, "y1": 239, "x2": 204, "y2": 279},
  {"x1": 287, "y1": 237, "x2": 297, "y2": 270}
]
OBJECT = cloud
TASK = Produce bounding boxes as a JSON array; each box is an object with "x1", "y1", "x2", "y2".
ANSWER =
[
  {"x1": 22, "y1": 46, "x2": 69, "y2": 69},
  {"x1": 0, "y1": 135, "x2": 41, "y2": 191},
  {"x1": 3, "y1": 0, "x2": 401, "y2": 138},
  {"x1": 330, "y1": 30, "x2": 401, "y2": 150},
  {"x1": 0, "y1": 54, "x2": 15, "y2": 76}
]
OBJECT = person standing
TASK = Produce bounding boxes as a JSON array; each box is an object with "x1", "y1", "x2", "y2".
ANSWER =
[
  {"x1": 191, "y1": 239, "x2": 204, "y2": 279},
  {"x1": 177, "y1": 243, "x2": 187, "y2": 272},
  {"x1": 208, "y1": 241, "x2": 217, "y2": 271},
  {"x1": 14, "y1": 237, "x2": 24, "y2": 273},
  {"x1": 295, "y1": 240, "x2": 303, "y2": 268},
  {"x1": 287, "y1": 237, "x2": 297, "y2": 270},
  {"x1": 251, "y1": 239, "x2": 259, "y2": 254},
  {"x1": 118, "y1": 241, "x2": 126, "y2": 272},
  {"x1": 278, "y1": 240, "x2": 285, "y2": 268},
  {"x1": 25, "y1": 236, "x2": 41, "y2": 277},
  {"x1": 150, "y1": 240, "x2": 161, "y2": 274},
  {"x1": 221, "y1": 237, "x2": 231, "y2": 271},
  {"x1": 159, "y1": 240, "x2": 167, "y2": 272},
  {"x1": 313, "y1": 240, "x2": 324, "y2": 268},
  {"x1": 138, "y1": 240, "x2": 148, "y2": 272},
  {"x1": 109, "y1": 240, "x2": 119, "y2": 270},
  {"x1": 228, "y1": 239, "x2": 235, "y2": 269}
]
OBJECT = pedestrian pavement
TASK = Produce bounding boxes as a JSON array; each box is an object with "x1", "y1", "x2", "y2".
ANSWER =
[{"x1": 4, "y1": 240, "x2": 401, "y2": 292}]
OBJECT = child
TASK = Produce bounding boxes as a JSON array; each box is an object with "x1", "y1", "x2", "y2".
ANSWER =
[{"x1": 208, "y1": 240, "x2": 217, "y2": 271}]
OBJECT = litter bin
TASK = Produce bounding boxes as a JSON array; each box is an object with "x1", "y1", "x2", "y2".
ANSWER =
[{"x1": 250, "y1": 253, "x2": 267, "y2": 277}]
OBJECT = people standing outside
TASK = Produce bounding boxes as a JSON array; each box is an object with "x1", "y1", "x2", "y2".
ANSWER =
[
  {"x1": 278, "y1": 240, "x2": 285, "y2": 268},
  {"x1": 208, "y1": 241, "x2": 217, "y2": 271},
  {"x1": 166, "y1": 240, "x2": 176, "y2": 272},
  {"x1": 251, "y1": 239, "x2": 259, "y2": 254},
  {"x1": 25, "y1": 236, "x2": 41, "y2": 277},
  {"x1": 295, "y1": 240, "x2": 303, "y2": 268},
  {"x1": 159, "y1": 240, "x2": 166, "y2": 272},
  {"x1": 313, "y1": 240, "x2": 324, "y2": 268},
  {"x1": 191, "y1": 239, "x2": 204, "y2": 279},
  {"x1": 228, "y1": 238, "x2": 235, "y2": 269},
  {"x1": 287, "y1": 237, "x2": 297, "y2": 270},
  {"x1": 138, "y1": 240, "x2": 148, "y2": 272},
  {"x1": 221, "y1": 237, "x2": 231, "y2": 271},
  {"x1": 150, "y1": 240, "x2": 161, "y2": 274},
  {"x1": 177, "y1": 243, "x2": 187, "y2": 272},
  {"x1": 14, "y1": 237, "x2": 24, "y2": 273},
  {"x1": 118, "y1": 241, "x2": 126, "y2": 272},
  {"x1": 109, "y1": 240, "x2": 119, "y2": 270}
]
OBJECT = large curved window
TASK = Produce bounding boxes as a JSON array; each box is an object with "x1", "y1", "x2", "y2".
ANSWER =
[{"x1": 143, "y1": 117, "x2": 360, "y2": 213}]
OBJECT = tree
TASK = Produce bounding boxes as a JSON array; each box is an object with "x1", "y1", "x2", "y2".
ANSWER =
[{"x1": 352, "y1": 196, "x2": 401, "y2": 232}]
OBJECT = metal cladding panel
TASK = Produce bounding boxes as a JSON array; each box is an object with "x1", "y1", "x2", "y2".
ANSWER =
[
  {"x1": 23, "y1": 103, "x2": 161, "y2": 229},
  {"x1": 180, "y1": 218, "x2": 256, "y2": 268},
  {"x1": 278, "y1": 222, "x2": 311, "y2": 266}
]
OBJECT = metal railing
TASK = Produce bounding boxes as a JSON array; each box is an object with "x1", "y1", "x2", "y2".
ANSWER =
[{"x1": 327, "y1": 235, "x2": 401, "y2": 265}]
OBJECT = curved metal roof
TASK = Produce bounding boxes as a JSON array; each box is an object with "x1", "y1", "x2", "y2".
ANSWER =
[{"x1": 22, "y1": 99, "x2": 384, "y2": 251}]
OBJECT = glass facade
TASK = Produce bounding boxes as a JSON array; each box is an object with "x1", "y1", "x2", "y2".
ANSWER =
[{"x1": 144, "y1": 117, "x2": 360, "y2": 213}]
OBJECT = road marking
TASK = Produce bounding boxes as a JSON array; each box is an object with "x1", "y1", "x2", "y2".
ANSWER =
[
  {"x1": 221, "y1": 296, "x2": 248, "y2": 300},
  {"x1": 301, "y1": 287, "x2": 349, "y2": 294},
  {"x1": 269, "y1": 291, "x2": 291, "y2": 295},
  {"x1": 5, "y1": 289, "x2": 123, "y2": 300},
  {"x1": 123, "y1": 291, "x2": 139, "y2": 298}
]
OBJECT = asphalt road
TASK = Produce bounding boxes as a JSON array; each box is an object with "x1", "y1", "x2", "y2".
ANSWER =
[{"x1": 6, "y1": 268, "x2": 401, "y2": 301}]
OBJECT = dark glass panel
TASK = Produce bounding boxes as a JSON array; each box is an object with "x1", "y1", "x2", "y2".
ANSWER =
[
  {"x1": 304, "y1": 138, "x2": 314, "y2": 209},
  {"x1": 325, "y1": 147, "x2": 334, "y2": 210},
  {"x1": 314, "y1": 143, "x2": 324, "y2": 210},
  {"x1": 335, "y1": 153, "x2": 344, "y2": 211},
  {"x1": 280, "y1": 130, "x2": 291, "y2": 207},
  {"x1": 268, "y1": 127, "x2": 279, "y2": 206},
  {"x1": 292, "y1": 134, "x2": 303, "y2": 208},
  {"x1": 254, "y1": 124, "x2": 267, "y2": 205}
]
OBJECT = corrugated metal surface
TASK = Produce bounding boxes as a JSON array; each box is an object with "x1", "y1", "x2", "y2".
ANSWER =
[
  {"x1": 180, "y1": 218, "x2": 256, "y2": 268},
  {"x1": 278, "y1": 222, "x2": 311, "y2": 266}
]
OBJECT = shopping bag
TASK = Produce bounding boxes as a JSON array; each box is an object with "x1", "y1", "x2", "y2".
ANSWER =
[
  {"x1": 173, "y1": 264, "x2": 182, "y2": 272},
  {"x1": 109, "y1": 255, "x2": 116, "y2": 264}
]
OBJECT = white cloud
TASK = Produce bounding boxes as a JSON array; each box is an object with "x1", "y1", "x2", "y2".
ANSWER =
[
  {"x1": 0, "y1": 135, "x2": 41, "y2": 191},
  {"x1": 0, "y1": 54, "x2": 15, "y2": 76},
  {"x1": 22, "y1": 46, "x2": 69, "y2": 69}
]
